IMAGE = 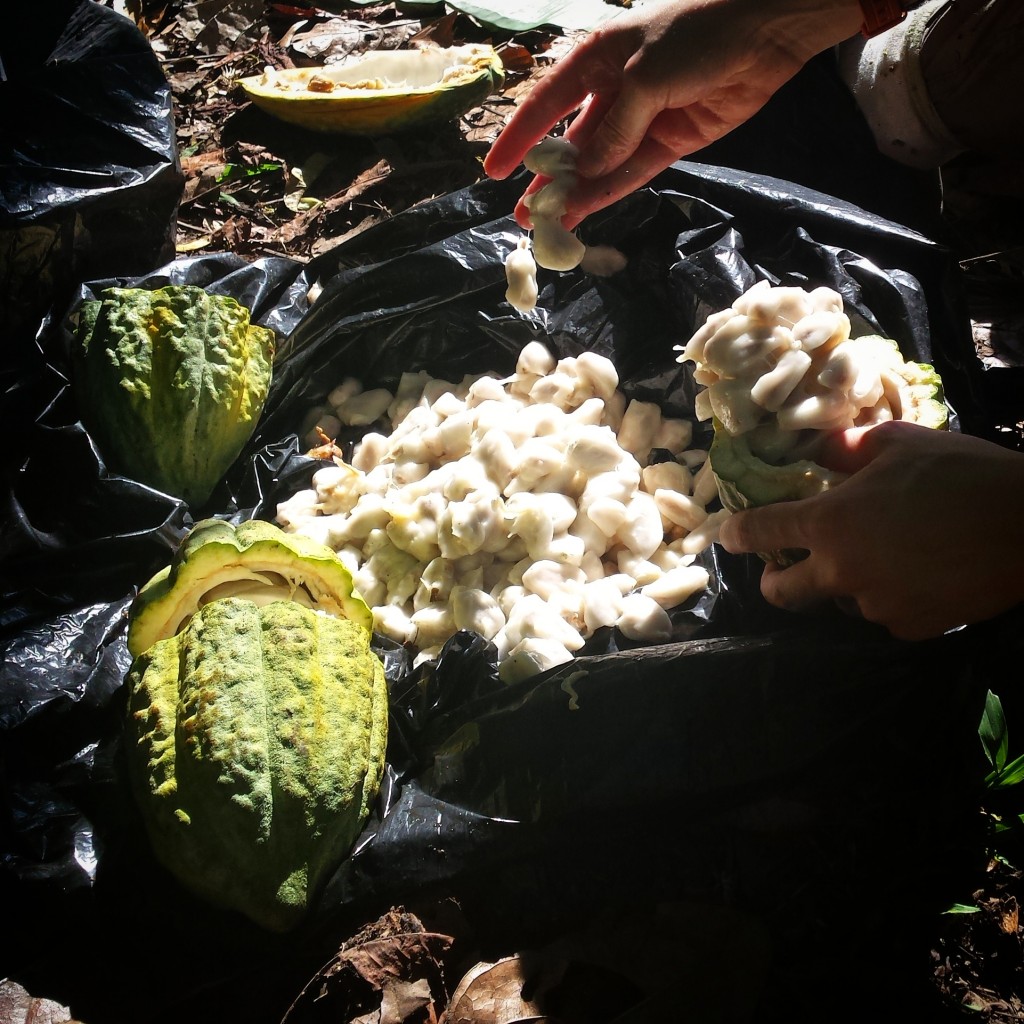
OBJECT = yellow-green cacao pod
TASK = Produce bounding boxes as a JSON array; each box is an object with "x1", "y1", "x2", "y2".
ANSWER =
[
  {"x1": 709, "y1": 337, "x2": 946, "y2": 515},
  {"x1": 124, "y1": 597, "x2": 388, "y2": 932},
  {"x1": 127, "y1": 518, "x2": 373, "y2": 659},
  {"x1": 678, "y1": 282, "x2": 947, "y2": 564},
  {"x1": 238, "y1": 44, "x2": 504, "y2": 136},
  {"x1": 74, "y1": 284, "x2": 275, "y2": 507}
]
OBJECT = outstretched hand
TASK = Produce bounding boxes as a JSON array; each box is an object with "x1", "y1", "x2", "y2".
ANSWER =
[
  {"x1": 717, "y1": 421, "x2": 1024, "y2": 640},
  {"x1": 484, "y1": 0, "x2": 864, "y2": 229}
]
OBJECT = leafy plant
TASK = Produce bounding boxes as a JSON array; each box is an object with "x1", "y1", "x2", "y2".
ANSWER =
[
  {"x1": 942, "y1": 691, "x2": 1024, "y2": 914},
  {"x1": 981, "y1": 690, "x2": 1024, "y2": 790},
  {"x1": 978, "y1": 690, "x2": 1024, "y2": 858}
]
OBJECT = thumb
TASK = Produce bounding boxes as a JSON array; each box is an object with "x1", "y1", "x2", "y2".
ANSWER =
[{"x1": 814, "y1": 425, "x2": 883, "y2": 474}]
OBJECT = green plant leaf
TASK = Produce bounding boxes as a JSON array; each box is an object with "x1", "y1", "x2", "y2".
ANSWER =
[
  {"x1": 989, "y1": 753, "x2": 1024, "y2": 790},
  {"x1": 980, "y1": 689, "x2": 1009, "y2": 773},
  {"x1": 216, "y1": 162, "x2": 282, "y2": 184},
  {"x1": 943, "y1": 903, "x2": 981, "y2": 914}
]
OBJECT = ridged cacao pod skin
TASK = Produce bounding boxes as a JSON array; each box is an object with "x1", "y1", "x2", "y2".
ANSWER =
[
  {"x1": 126, "y1": 518, "x2": 373, "y2": 659},
  {"x1": 75, "y1": 285, "x2": 275, "y2": 507},
  {"x1": 709, "y1": 341, "x2": 946, "y2": 565},
  {"x1": 124, "y1": 597, "x2": 388, "y2": 932}
]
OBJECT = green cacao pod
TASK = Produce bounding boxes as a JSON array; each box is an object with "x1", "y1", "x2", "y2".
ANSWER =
[
  {"x1": 124, "y1": 597, "x2": 388, "y2": 932},
  {"x1": 127, "y1": 518, "x2": 372, "y2": 659},
  {"x1": 708, "y1": 336, "x2": 946, "y2": 511},
  {"x1": 678, "y1": 282, "x2": 947, "y2": 563},
  {"x1": 74, "y1": 284, "x2": 275, "y2": 507}
]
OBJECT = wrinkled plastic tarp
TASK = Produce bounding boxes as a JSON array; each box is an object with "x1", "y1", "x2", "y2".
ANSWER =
[
  {"x1": 0, "y1": 0, "x2": 183, "y2": 382},
  {"x1": 0, "y1": 62, "x2": 1011, "y2": 1022}
]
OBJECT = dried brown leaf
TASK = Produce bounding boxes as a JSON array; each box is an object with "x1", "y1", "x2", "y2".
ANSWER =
[
  {"x1": 494, "y1": 43, "x2": 535, "y2": 73},
  {"x1": 441, "y1": 903, "x2": 771, "y2": 1024},
  {"x1": 0, "y1": 980, "x2": 83, "y2": 1024},
  {"x1": 411, "y1": 11, "x2": 458, "y2": 48},
  {"x1": 310, "y1": 213, "x2": 388, "y2": 258},
  {"x1": 324, "y1": 159, "x2": 393, "y2": 210},
  {"x1": 180, "y1": 148, "x2": 229, "y2": 177},
  {"x1": 996, "y1": 896, "x2": 1019, "y2": 935},
  {"x1": 274, "y1": 208, "x2": 321, "y2": 246},
  {"x1": 441, "y1": 957, "x2": 549, "y2": 1024},
  {"x1": 281, "y1": 907, "x2": 454, "y2": 1024},
  {"x1": 379, "y1": 977, "x2": 435, "y2": 1024},
  {"x1": 211, "y1": 215, "x2": 253, "y2": 251}
]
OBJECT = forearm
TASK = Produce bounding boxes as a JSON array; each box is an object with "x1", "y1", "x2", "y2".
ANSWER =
[{"x1": 735, "y1": 0, "x2": 865, "y2": 57}]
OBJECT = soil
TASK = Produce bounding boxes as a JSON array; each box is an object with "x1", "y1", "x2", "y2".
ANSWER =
[
  {"x1": 9, "y1": 2, "x2": 1024, "y2": 1021},
  {"x1": 155, "y1": 1, "x2": 549, "y2": 264}
]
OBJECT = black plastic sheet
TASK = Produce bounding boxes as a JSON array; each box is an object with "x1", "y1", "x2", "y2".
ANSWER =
[
  {"x1": 1, "y1": 62, "x2": 1014, "y2": 1021},
  {"x1": 0, "y1": 0, "x2": 184, "y2": 390}
]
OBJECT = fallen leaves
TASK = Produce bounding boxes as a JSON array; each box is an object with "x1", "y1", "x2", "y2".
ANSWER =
[
  {"x1": 0, "y1": 980, "x2": 83, "y2": 1024},
  {"x1": 273, "y1": 900, "x2": 772, "y2": 1024},
  {"x1": 932, "y1": 857, "x2": 1024, "y2": 1021},
  {"x1": 438, "y1": 902, "x2": 772, "y2": 1024},
  {"x1": 151, "y1": 0, "x2": 569, "y2": 263},
  {"x1": 281, "y1": 908, "x2": 455, "y2": 1024},
  {"x1": 441, "y1": 958, "x2": 550, "y2": 1023}
]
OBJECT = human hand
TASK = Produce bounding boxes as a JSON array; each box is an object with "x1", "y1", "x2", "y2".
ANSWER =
[
  {"x1": 717, "y1": 421, "x2": 1024, "y2": 640},
  {"x1": 484, "y1": 0, "x2": 864, "y2": 229}
]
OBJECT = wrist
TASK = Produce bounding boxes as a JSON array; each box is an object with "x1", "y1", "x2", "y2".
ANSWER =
[
  {"x1": 745, "y1": 0, "x2": 866, "y2": 60},
  {"x1": 858, "y1": 0, "x2": 925, "y2": 36}
]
